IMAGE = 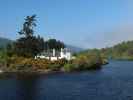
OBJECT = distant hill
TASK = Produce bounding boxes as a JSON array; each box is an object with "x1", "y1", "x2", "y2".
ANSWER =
[
  {"x1": 99, "y1": 40, "x2": 133, "y2": 60},
  {"x1": 0, "y1": 37, "x2": 13, "y2": 48},
  {"x1": 78, "y1": 40, "x2": 133, "y2": 60},
  {"x1": 66, "y1": 45, "x2": 84, "y2": 53}
]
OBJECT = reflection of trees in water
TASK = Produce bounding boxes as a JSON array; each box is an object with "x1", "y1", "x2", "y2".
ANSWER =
[{"x1": 16, "y1": 74, "x2": 39, "y2": 100}]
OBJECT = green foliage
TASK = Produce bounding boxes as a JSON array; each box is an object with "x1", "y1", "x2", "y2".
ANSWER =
[
  {"x1": 80, "y1": 40, "x2": 133, "y2": 61},
  {"x1": 18, "y1": 15, "x2": 36, "y2": 37},
  {"x1": 14, "y1": 36, "x2": 44, "y2": 57},
  {"x1": 100, "y1": 41, "x2": 133, "y2": 60},
  {"x1": 0, "y1": 37, "x2": 12, "y2": 48},
  {"x1": 47, "y1": 59, "x2": 67, "y2": 71},
  {"x1": 74, "y1": 53, "x2": 102, "y2": 70},
  {"x1": 6, "y1": 43, "x2": 15, "y2": 57},
  {"x1": 0, "y1": 48, "x2": 7, "y2": 65},
  {"x1": 6, "y1": 57, "x2": 49, "y2": 71},
  {"x1": 63, "y1": 63, "x2": 75, "y2": 72},
  {"x1": 48, "y1": 64, "x2": 61, "y2": 71},
  {"x1": 63, "y1": 52, "x2": 103, "y2": 72},
  {"x1": 4, "y1": 51, "x2": 103, "y2": 72},
  {"x1": 13, "y1": 15, "x2": 45, "y2": 57},
  {"x1": 12, "y1": 15, "x2": 65, "y2": 58},
  {"x1": 6, "y1": 56, "x2": 68, "y2": 72},
  {"x1": 44, "y1": 39, "x2": 65, "y2": 50}
]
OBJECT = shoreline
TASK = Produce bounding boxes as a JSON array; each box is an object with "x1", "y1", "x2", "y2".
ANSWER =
[
  {"x1": 0, "y1": 67, "x2": 103, "y2": 75},
  {"x1": 0, "y1": 68, "x2": 103, "y2": 76}
]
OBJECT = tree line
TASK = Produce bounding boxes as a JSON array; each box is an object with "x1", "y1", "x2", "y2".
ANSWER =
[{"x1": 100, "y1": 41, "x2": 133, "y2": 60}]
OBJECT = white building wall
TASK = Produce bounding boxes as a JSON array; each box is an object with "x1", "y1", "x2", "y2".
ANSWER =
[
  {"x1": 66, "y1": 52, "x2": 71, "y2": 60},
  {"x1": 60, "y1": 52, "x2": 71, "y2": 60},
  {"x1": 35, "y1": 48, "x2": 73, "y2": 61},
  {"x1": 50, "y1": 57, "x2": 58, "y2": 61}
]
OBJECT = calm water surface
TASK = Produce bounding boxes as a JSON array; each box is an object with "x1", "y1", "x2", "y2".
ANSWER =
[{"x1": 0, "y1": 60, "x2": 133, "y2": 100}]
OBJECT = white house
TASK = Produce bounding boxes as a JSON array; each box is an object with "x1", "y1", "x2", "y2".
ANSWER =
[{"x1": 35, "y1": 48, "x2": 75, "y2": 61}]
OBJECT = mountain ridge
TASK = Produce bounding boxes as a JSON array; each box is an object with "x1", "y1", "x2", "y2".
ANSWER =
[{"x1": 0, "y1": 37, "x2": 13, "y2": 48}]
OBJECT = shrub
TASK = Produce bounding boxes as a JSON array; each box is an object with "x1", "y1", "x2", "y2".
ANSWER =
[
  {"x1": 6, "y1": 56, "x2": 51, "y2": 71},
  {"x1": 47, "y1": 59, "x2": 67, "y2": 71},
  {"x1": 48, "y1": 63, "x2": 61, "y2": 71},
  {"x1": 63, "y1": 63, "x2": 76, "y2": 72},
  {"x1": 71, "y1": 53, "x2": 102, "y2": 70},
  {"x1": 5, "y1": 51, "x2": 103, "y2": 72}
]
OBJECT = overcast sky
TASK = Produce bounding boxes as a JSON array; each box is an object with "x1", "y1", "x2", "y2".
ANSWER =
[{"x1": 0, "y1": 0, "x2": 133, "y2": 48}]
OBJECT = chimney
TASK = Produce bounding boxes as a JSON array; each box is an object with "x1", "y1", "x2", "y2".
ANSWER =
[{"x1": 53, "y1": 49, "x2": 55, "y2": 56}]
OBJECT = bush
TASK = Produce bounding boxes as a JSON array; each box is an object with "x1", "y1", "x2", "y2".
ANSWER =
[
  {"x1": 5, "y1": 52, "x2": 103, "y2": 72},
  {"x1": 63, "y1": 63, "x2": 76, "y2": 72},
  {"x1": 5, "y1": 56, "x2": 68, "y2": 72},
  {"x1": 47, "y1": 59, "x2": 67, "y2": 71},
  {"x1": 6, "y1": 56, "x2": 51, "y2": 71},
  {"x1": 48, "y1": 63, "x2": 61, "y2": 71},
  {"x1": 62, "y1": 53, "x2": 103, "y2": 72}
]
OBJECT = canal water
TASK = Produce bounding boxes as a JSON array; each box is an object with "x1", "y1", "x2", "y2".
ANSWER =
[{"x1": 0, "y1": 60, "x2": 133, "y2": 100}]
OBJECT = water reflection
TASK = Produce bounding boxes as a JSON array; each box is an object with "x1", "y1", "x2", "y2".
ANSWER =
[
  {"x1": 16, "y1": 74, "x2": 39, "y2": 100},
  {"x1": 0, "y1": 73, "x2": 40, "y2": 100}
]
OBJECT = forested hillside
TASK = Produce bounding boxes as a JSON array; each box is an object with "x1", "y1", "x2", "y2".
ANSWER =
[
  {"x1": 79, "y1": 40, "x2": 133, "y2": 60},
  {"x1": 100, "y1": 41, "x2": 133, "y2": 60},
  {"x1": 0, "y1": 37, "x2": 12, "y2": 48}
]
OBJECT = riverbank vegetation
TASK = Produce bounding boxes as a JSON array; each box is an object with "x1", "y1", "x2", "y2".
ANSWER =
[
  {"x1": 99, "y1": 41, "x2": 133, "y2": 60},
  {"x1": 0, "y1": 15, "x2": 104, "y2": 73},
  {"x1": 80, "y1": 40, "x2": 133, "y2": 61},
  {"x1": 4, "y1": 52, "x2": 103, "y2": 72},
  {"x1": 63, "y1": 52, "x2": 103, "y2": 72}
]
